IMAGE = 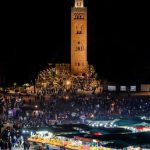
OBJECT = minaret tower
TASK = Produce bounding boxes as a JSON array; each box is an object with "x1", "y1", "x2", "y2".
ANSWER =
[{"x1": 71, "y1": 0, "x2": 88, "y2": 75}]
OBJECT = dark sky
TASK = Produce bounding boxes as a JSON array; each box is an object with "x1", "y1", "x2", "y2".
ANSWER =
[{"x1": 0, "y1": 0, "x2": 150, "y2": 86}]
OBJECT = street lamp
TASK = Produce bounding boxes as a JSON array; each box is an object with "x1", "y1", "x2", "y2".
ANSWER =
[
  {"x1": 65, "y1": 80, "x2": 72, "y2": 91},
  {"x1": 66, "y1": 80, "x2": 71, "y2": 86},
  {"x1": 13, "y1": 82, "x2": 17, "y2": 89}
]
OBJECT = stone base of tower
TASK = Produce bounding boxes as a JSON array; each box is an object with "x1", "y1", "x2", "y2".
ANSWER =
[
  {"x1": 43, "y1": 63, "x2": 90, "y2": 76},
  {"x1": 71, "y1": 63, "x2": 88, "y2": 76}
]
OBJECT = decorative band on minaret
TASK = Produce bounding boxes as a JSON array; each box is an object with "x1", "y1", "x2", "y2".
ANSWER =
[{"x1": 71, "y1": 0, "x2": 88, "y2": 75}]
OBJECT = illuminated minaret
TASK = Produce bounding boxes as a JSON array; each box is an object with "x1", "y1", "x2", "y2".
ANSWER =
[{"x1": 71, "y1": 0, "x2": 88, "y2": 75}]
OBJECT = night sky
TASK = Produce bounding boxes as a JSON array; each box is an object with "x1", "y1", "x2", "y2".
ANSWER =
[{"x1": 0, "y1": 0, "x2": 150, "y2": 86}]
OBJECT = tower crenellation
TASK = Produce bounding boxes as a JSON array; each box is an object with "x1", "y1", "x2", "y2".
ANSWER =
[{"x1": 75, "y1": 0, "x2": 84, "y2": 8}]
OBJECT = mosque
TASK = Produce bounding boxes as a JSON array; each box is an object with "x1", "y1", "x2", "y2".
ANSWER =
[{"x1": 35, "y1": 0, "x2": 100, "y2": 92}]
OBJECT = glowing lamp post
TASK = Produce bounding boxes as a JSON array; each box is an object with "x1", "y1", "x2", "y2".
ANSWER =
[
  {"x1": 65, "y1": 80, "x2": 71, "y2": 90},
  {"x1": 13, "y1": 82, "x2": 17, "y2": 90},
  {"x1": 66, "y1": 80, "x2": 71, "y2": 86}
]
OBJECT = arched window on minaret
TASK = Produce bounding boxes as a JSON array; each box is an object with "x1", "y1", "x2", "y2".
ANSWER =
[
  {"x1": 75, "y1": 0, "x2": 84, "y2": 8},
  {"x1": 75, "y1": 25, "x2": 84, "y2": 34}
]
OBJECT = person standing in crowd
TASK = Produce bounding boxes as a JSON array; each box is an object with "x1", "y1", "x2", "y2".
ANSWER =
[
  {"x1": 7, "y1": 139, "x2": 12, "y2": 150},
  {"x1": 0, "y1": 137, "x2": 4, "y2": 150},
  {"x1": 23, "y1": 140, "x2": 30, "y2": 150}
]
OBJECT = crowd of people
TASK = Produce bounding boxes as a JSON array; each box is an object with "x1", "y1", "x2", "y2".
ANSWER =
[
  {"x1": 0, "y1": 89, "x2": 150, "y2": 149},
  {"x1": 38, "y1": 92, "x2": 150, "y2": 122},
  {"x1": 0, "y1": 95, "x2": 31, "y2": 149}
]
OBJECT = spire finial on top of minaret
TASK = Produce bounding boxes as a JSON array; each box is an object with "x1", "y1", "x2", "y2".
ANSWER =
[{"x1": 75, "y1": 0, "x2": 84, "y2": 8}]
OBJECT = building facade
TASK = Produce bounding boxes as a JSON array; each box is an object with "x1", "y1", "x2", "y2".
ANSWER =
[{"x1": 71, "y1": 0, "x2": 88, "y2": 75}]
